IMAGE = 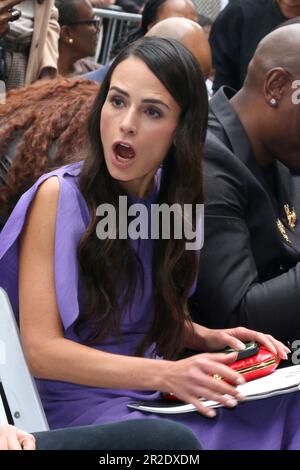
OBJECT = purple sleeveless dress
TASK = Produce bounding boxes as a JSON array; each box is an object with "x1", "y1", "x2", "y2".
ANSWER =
[{"x1": 1, "y1": 162, "x2": 300, "y2": 450}]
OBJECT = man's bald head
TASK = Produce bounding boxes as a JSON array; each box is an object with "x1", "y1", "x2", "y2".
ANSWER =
[
  {"x1": 146, "y1": 17, "x2": 212, "y2": 79},
  {"x1": 231, "y1": 23, "x2": 300, "y2": 171},
  {"x1": 245, "y1": 24, "x2": 300, "y2": 89}
]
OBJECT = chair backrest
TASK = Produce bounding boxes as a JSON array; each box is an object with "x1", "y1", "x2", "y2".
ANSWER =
[{"x1": 0, "y1": 288, "x2": 49, "y2": 432}]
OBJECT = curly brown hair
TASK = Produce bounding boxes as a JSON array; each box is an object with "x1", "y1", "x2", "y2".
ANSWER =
[{"x1": 0, "y1": 76, "x2": 99, "y2": 219}]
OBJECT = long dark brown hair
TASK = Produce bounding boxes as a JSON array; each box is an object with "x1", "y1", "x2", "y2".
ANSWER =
[{"x1": 77, "y1": 37, "x2": 208, "y2": 358}]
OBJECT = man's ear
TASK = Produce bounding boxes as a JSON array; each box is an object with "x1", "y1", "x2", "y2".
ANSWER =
[{"x1": 264, "y1": 67, "x2": 291, "y2": 105}]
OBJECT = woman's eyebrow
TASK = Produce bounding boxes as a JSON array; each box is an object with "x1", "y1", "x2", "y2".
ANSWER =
[
  {"x1": 109, "y1": 86, "x2": 129, "y2": 97},
  {"x1": 141, "y1": 98, "x2": 170, "y2": 110},
  {"x1": 109, "y1": 86, "x2": 170, "y2": 110}
]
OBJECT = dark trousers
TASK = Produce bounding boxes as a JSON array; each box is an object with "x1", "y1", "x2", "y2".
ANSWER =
[{"x1": 34, "y1": 419, "x2": 202, "y2": 450}]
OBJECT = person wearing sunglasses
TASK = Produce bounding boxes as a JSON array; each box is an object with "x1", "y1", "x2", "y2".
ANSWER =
[{"x1": 56, "y1": 0, "x2": 102, "y2": 77}]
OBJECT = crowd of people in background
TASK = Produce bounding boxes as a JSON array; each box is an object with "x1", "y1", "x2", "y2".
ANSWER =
[{"x1": 1, "y1": 0, "x2": 300, "y2": 452}]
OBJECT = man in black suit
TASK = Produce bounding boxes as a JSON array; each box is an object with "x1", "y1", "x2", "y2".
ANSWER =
[
  {"x1": 210, "y1": 0, "x2": 300, "y2": 93},
  {"x1": 190, "y1": 24, "x2": 300, "y2": 347}
]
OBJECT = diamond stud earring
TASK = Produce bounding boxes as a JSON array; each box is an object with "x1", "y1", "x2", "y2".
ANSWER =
[{"x1": 270, "y1": 98, "x2": 277, "y2": 107}]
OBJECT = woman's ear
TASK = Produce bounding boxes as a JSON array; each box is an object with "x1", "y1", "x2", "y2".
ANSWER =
[{"x1": 60, "y1": 25, "x2": 74, "y2": 45}]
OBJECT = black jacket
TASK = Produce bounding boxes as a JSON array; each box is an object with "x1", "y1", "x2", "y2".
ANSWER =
[
  {"x1": 190, "y1": 86, "x2": 300, "y2": 344},
  {"x1": 210, "y1": 0, "x2": 286, "y2": 92}
]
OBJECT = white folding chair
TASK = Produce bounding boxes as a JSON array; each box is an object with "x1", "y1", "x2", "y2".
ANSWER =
[{"x1": 0, "y1": 287, "x2": 49, "y2": 432}]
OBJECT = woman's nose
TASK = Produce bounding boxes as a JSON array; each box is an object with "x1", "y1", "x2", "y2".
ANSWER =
[{"x1": 120, "y1": 112, "x2": 137, "y2": 135}]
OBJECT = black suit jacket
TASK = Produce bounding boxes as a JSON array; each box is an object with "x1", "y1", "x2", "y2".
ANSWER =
[
  {"x1": 210, "y1": 0, "x2": 286, "y2": 92},
  {"x1": 190, "y1": 86, "x2": 300, "y2": 343}
]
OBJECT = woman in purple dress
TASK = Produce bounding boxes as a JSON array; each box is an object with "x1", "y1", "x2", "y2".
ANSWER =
[{"x1": 0, "y1": 37, "x2": 297, "y2": 450}]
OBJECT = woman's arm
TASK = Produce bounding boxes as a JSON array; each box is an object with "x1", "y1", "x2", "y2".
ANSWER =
[{"x1": 19, "y1": 177, "x2": 167, "y2": 391}]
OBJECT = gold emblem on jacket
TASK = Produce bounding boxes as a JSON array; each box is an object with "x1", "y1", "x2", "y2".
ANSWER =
[
  {"x1": 284, "y1": 204, "x2": 297, "y2": 229},
  {"x1": 276, "y1": 219, "x2": 291, "y2": 243}
]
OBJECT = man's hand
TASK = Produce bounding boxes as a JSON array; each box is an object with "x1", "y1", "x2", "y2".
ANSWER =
[
  {"x1": 0, "y1": 424, "x2": 36, "y2": 450},
  {"x1": 0, "y1": 1, "x2": 22, "y2": 37}
]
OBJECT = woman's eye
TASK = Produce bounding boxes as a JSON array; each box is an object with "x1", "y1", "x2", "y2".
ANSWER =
[
  {"x1": 145, "y1": 108, "x2": 161, "y2": 119},
  {"x1": 110, "y1": 97, "x2": 125, "y2": 108}
]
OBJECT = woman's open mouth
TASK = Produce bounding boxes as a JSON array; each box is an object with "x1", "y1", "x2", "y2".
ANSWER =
[
  {"x1": 112, "y1": 142, "x2": 136, "y2": 169},
  {"x1": 114, "y1": 143, "x2": 136, "y2": 160}
]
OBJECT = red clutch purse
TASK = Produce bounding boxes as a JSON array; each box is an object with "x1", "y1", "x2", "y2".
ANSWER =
[
  {"x1": 163, "y1": 346, "x2": 281, "y2": 401},
  {"x1": 228, "y1": 345, "x2": 280, "y2": 382}
]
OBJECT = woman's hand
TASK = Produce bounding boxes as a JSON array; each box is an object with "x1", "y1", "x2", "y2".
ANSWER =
[
  {"x1": 162, "y1": 351, "x2": 246, "y2": 418},
  {"x1": 0, "y1": 424, "x2": 36, "y2": 450},
  {"x1": 199, "y1": 326, "x2": 290, "y2": 360},
  {"x1": 0, "y1": 1, "x2": 22, "y2": 37}
]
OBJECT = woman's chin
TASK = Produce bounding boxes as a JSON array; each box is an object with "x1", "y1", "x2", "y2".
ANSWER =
[{"x1": 108, "y1": 167, "x2": 133, "y2": 183}]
